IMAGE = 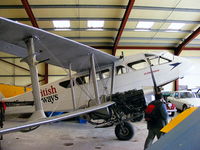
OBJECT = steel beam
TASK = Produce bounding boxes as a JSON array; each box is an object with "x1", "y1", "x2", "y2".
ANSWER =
[
  {"x1": 112, "y1": 0, "x2": 136, "y2": 56},
  {"x1": 11, "y1": 17, "x2": 200, "y2": 24},
  {"x1": 21, "y1": 0, "x2": 39, "y2": 27},
  {"x1": 175, "y1": 26, "x2": 200, "y2": 55},
  {"x1": 44, "y1": 27, "x2": 192, "y2": 33},
  {"x1": 175, "y1": 80, "x2": 179, "y2": 91},
  {"x1": 117, "y1": 46, "x2": 174, "y2": 50},
  {"x1": 184, "y1": 47, "x2": 200, "y2": 50},
  {"x1": 3, "y1": 5, "x2": 200, "y2": 13},
  {"x1": 92, "y1": 46, "x2": 200, "y2": 51}
]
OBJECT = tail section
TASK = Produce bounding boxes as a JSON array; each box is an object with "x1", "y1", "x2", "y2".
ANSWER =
[{"x1": 0, "y1": 84, "x2": 31, "y2": 98}]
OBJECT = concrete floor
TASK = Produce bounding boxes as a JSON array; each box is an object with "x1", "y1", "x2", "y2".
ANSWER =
[{"x1": 0, "y1": 116, "x2": 150, "y2": 150}]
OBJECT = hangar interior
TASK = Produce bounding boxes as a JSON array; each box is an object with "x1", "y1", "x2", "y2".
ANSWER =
[
  {"x1": 0, "y1": 0, "x2": 200, "y2": 91},
  {"x1": 0, "y1": 0, "x2": 200, "y2": 150}
]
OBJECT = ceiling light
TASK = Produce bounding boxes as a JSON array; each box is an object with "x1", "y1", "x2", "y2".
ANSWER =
[
  {"x1": 87, "y1": 20, "x2": 104, "y2": 28},
  {"x1": 53, "y1": 20, "x2": 70, "y2": 28},
  {"x1": 168, "y1": 23, "x2": 185, "y2": 30},
  {"x1": 136, "y1": 21, "x2": 154, "y2": 29}
]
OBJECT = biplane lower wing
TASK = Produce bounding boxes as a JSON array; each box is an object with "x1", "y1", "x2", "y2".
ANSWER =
[{"x1": 0, "y1": 101, "x2": 114, "y2": 135}]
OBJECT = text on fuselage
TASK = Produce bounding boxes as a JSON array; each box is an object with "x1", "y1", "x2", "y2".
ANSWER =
[{"x1": 40, "y1": 85, "x2": 58, "y2": 104}]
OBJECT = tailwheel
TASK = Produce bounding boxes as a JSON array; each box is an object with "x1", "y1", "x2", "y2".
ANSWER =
[{"x1": 115, "y1": 122, "x2": 134, "y2": 141}]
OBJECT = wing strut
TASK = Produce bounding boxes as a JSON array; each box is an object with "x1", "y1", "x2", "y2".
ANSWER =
[
  {"x1": 110, "y1": 63, "x2": 116, "y2": 96},
  {"x1": 69, "y1": 63, "x2": 76, "y2": 110},
  {"x1": 24, "y1": 37, "x2": 46, "y2": 120},
  {"x1": 90, "y1": 54, "x2": 101, "y2": 104}
]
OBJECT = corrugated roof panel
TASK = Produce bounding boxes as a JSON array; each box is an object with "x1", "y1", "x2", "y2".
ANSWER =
[
  {"x1": 80, "y1": 31, "x2": 116, "y2": 37},
  {"x1": 49, "y1": 31, "x2": 81, "y2": 37},
  {"x1": 154, "y1": 32, "x2": 189, "y2": 38},
  {"x1": 134, "y1": 0, "x2": 181, "y2": 7},
  {"x1": 50, "y1": 31, "x2": 116, "y2": 38},
  {"x1": 122, "y1": 31, "x2": 156, "y2": 37},
  {"x1": 177, "y1": 0, "x2": 200, "y2": 9},
  {"x1": 79, "y1": 9, "x2": 124, "y2": 18},
  {"x1": 32, "y1": 8, "x2": 78, "y2": 17},
  {"x1": 130, "y1": 9, "x2": 172, "y2": 19},
  {"x1": 0, "y1": 9, "x2": 27, "y2": 18},
  {"x1": 168, "y1": 12, "x2": 200, "y2": 21}
]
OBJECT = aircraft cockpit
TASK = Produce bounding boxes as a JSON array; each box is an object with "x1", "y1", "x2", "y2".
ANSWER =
[{"x1": 144, "y1": 52, "x2": 173, "y2": 66}]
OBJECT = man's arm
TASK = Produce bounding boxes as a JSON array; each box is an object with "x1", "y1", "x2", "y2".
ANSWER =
[{"x1": 160, "y1": 103, "x2": 168, "y2": 125}]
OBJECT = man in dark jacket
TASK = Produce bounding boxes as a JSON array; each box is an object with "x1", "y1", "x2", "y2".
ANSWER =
[{"x1": 144, "y1": 93, "x2": 168, "y2": 150}]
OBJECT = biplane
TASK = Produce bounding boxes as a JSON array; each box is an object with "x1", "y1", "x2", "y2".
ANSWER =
[{"x1": 0, "y1": 17, "x2": 191, "y2": 140}]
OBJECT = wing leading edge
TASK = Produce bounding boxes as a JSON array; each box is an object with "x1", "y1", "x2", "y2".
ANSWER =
[
  {"x1": 0, "y1": 101, "x2": 114, "y2": 135},
  {"x1": 0, "y1": 17, "x2": 118, "y2": 72}
]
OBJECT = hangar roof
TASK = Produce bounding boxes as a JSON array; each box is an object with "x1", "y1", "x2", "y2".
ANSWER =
[{"x1": 0, "y1": 0, "x2": 200, "y2": 55}]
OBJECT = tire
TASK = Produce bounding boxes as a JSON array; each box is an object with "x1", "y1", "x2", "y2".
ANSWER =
[
  {"x1": 182, "y1": 105, "x2": 188, "y2": 112},
  {"x1": 115, "y1": 122, "x2": 134, "y2": 141}
]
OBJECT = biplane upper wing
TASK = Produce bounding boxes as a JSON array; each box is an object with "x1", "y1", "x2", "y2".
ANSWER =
[
  {"x1": 0, "y1": 17, "x2": 118, "y2": 72},
  {"x1": 0, "y1": 101, "x2": 114, "y2": 135}
]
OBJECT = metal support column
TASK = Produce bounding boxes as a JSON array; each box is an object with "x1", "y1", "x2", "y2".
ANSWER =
[
  {"x1": 90, "y1": 54, "x2": 101, "y2": 104},
  {"x1": 25, "y1": 37, "x2": 46, "y2": 120}
]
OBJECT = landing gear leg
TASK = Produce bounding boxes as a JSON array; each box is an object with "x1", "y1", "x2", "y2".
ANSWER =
[{"x1": 111, "y1": 105, "x2": 134, "y2": 140}]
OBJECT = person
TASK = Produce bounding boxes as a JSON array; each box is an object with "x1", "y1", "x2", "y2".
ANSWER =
[{"x1": 144, "y1": 93, "x2": 168, "y2": 150}]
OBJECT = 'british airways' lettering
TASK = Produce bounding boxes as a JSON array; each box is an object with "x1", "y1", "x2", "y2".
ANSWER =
[
  {"x1": 40, "y1": 85, "x2": 59, "y2": 104},
  {"x1": 41, "y1": 94, "x2": 59, "y2": 104}
]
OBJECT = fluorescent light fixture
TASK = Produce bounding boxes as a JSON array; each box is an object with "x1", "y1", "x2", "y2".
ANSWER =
[
  {"x1": 53, "y1": 20, "x2": 70, "y2": 28},
  {"x1": 168, "y1": 23, "x2": 185, "y2": 30},
  {"x1": 136, "y1": 21, "x2": 154, "y2": 29},
  {"x1": 88, "y1": 20, "x2": 104, "y2": 28}
]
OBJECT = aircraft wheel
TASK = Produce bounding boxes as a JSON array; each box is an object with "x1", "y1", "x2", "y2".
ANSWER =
[
  {"x1": 115, "y1": 122, "x2": 134, "y2": 141},
  {"x1": 182, "y1": 104, "x2": 188, "y2": 112}
]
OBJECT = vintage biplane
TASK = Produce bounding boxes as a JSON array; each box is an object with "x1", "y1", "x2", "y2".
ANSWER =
[{"x1": 0, "y1": 17, "x2": 191, "y2": 140}]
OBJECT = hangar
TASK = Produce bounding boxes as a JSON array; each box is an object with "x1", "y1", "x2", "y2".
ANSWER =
[{"x1": 0, "y1": 0, "x2": 200, "y2": 150}]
